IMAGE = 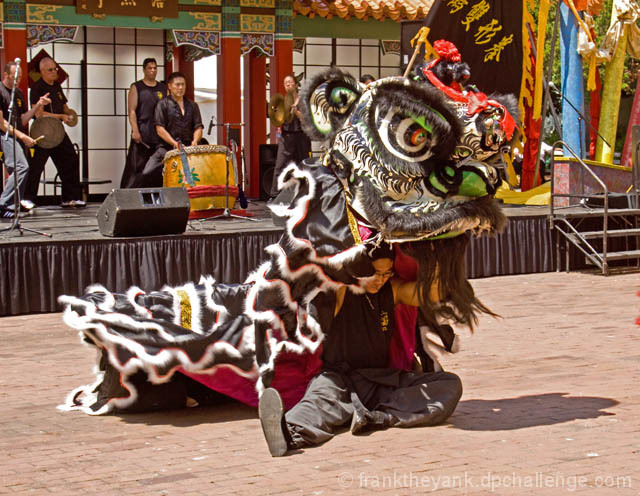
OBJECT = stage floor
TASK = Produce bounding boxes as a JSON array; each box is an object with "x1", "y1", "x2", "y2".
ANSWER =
[
  {"x1": 0, "y1": 200, "x2": 562, "y2": 316},
  {"x1": 0, "y1": 200, "x2": 280, "y2": 244}
]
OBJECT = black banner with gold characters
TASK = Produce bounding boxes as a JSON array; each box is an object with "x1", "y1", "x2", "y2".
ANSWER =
[{"x1": 422, "y1": 0, "x2": 524, "y2": 98}]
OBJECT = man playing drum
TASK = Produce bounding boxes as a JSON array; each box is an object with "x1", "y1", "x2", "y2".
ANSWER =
[
  {"x1": 24, "y1": 57, "x2": 85, "y2": 208},
  {"x1": 133, "y1": 71, "x2": 203, "y2": 188},
  {"x1": 120, "y1": 58, "x2": 167, "y2": 188}
]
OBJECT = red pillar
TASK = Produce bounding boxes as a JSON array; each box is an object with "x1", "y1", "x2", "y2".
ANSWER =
[
  {"x1": 3, "y1": 28, "x2": 28, "y2": 98},
  {"x1": 244, "y1": 51, "x2": 267, "y2": 199},
  {"x1": 269, "y1": 39, "x2": 293, "y2": 140},
  {"x1": 217, "y1": 37, "x2": 242, "y2": 147}
]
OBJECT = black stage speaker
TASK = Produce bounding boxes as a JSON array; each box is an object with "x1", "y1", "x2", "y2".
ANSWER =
[
  {"x1": 259, "y1": 144, "x2": 278, "y2": 200},
  {"x1": 97, "y1": 187, "x2": 190, "y2": 237}
]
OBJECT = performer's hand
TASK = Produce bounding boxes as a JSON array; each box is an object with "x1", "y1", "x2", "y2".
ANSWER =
[
  {"x1": 20, "y1": 134, "x2": 37, "y2": 148},
  {"x1": 38, "y1": 94, "x2": 51, "y2": 107},
  {"x1": 173, "y1": 141, "x2": 180, "y2": 149},
  {"x1": 190, "y1": 140, "x2": 198, "y2": 147},
  {"x1": 131, "y1": 130, "x2": 142, "y2": 143},
  {"x1": 62, "y1": 113, "x2": 74, "y2": 124}
]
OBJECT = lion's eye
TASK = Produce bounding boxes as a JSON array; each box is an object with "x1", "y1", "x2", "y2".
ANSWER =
[
  {"x1": 329, "y1": 86, "x2": 358, "y2": 113},
  {"x1": 376, "y1": 108, "x2": 435, "y2": 162}
]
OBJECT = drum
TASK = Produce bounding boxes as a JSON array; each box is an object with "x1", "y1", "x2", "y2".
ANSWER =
[{"x1": 163, "y1": 144, "x2": 238, "y2": 211}]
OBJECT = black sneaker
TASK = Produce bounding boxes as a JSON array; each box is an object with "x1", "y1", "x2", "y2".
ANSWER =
[
  {"x1": 0, "y1": 207, "x2": 20, "y2": 219},
  {"x1": 258, "y1": 388, "x2": 289, "y2": 457}
]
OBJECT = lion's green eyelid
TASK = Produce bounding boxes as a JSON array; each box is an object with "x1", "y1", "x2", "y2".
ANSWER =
[{"x1": 409, "y1": 113, "x2": 434, "y2": 134}]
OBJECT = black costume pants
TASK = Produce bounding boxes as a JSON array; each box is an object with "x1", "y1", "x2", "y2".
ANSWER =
[
  {"x1": 133, "y1": 146, "x2": 169, "y2": 188},
  {"x1": 120, "y1": 141, "x2": 155, "y2": 188},
  {"x1": 285, "y1": 368, "x2": 462, "y2": 448},
  {"x1": 24, "y1": 133, "x2": 81, "y2": 203},
  {"x1": 270, "y1": 131, "x2": 311, "y2": 197}
]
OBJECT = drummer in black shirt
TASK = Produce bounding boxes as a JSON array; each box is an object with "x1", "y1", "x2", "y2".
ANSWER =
[
  {"x1": 24, "y1": 57, "x2": 84, "y2": 208},
  {"x1": 133, "y1": 71, "x2": 203, "y2": 188},
  {"x1": 120, "y1": 58, "x2": 167, "y2": 188}
]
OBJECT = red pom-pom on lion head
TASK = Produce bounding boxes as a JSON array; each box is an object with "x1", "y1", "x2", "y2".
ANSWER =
[{"x1": 433, "y1": 40, "x2": 461, "y2": 62}]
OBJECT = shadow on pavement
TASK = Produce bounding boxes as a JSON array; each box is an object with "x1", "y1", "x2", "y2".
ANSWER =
[
  {"x1": 116, "y1": 402, "x2": 257, "y2": 427},
  {"x1": 449, "y1": 392, "x2": 619, "y2": 431}
]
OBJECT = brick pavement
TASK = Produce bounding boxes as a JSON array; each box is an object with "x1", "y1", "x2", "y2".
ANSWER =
[{"x1": 0, "y1": 271, "x2": 638, "y2": 495}]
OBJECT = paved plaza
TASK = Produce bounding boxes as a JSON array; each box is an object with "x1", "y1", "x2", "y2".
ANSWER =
[{"x1": 1, "y1": 270, "x2": 638, "y2": 495}]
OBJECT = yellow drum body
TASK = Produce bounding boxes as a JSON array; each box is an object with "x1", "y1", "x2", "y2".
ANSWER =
[{"x1": 163, "y1": 144, "x2": 237, "y2": 210}]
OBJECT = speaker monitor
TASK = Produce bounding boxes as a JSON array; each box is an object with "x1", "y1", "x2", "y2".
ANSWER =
[
  {"x1": 259, "y1": 144, "x2": 278, "y2": 200},
  {"x1": 97, "y1": 187, "x2": 190, "y2": 237}
]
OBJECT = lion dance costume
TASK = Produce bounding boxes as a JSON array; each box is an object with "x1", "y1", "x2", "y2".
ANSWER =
[{"x1": 60, "y1": 43, "x2": 518, "y2": 416}]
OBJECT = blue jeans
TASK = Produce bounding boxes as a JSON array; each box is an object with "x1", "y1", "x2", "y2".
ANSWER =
[{"x1": 0, "y1": 136, "x2": 30, "y2": 209}]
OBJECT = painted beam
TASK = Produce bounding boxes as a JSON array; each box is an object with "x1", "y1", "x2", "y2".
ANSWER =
[{"x1": 293, "y1": 15, "x2": 400, "y2": 40}]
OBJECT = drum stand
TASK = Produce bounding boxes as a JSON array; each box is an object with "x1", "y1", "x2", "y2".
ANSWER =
[
  {"x1": 207, "y1": 122, "x2": 258, "y2": 222},
  {"x1": 1, "y1": 69, "x2": 51, "y2": 238}
]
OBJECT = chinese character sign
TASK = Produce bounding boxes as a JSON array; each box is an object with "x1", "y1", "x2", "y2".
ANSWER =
[
  {"x1": 422, "y1": 0, "x2": 523, "y2": 98},
  {"x1": 77, "y1": 0, "x2": 178, "y2": 18}
]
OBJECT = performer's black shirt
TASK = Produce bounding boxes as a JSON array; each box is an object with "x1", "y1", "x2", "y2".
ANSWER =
[
  {"x1": 282, "y1": 114, "x2": 304, "y2": 134},
  {"x1": 154, "y1": 95, "x2": 203, "y2": 147},
  {"x1": 30, "y1": 78, "x2": 67, "y2": 115},
  {"x1": 133, "y1": 80, "x2": 167, "y2": 146},
  {"x1": 0, "y1": 83, "x2": 28, "y2": 134},
  {"x1": 322, "y1": 282, "x2": 395, "y2": 371}
]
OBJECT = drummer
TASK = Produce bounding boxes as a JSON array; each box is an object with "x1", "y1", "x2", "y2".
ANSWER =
[
  {"x1": 0, "y1": 61, "x2": 44, "y2": 218},
  {"x1": 120, "y1": 58, "x2": 167, "y2": 188},
  {"x1": 24, "y1": 57, "x2": 85, "y2": 208},
  {"x1": 133, "y1": 71, "x2": 203, "y2": 188}
]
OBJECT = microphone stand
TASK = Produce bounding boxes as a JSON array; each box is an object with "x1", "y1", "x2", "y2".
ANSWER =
[
  {"x1": 1, "y1": 66, "x2": 51, "y2": 237},
  {"x1": 205, "y1": 122, "x2": 257, "y2": 222}
]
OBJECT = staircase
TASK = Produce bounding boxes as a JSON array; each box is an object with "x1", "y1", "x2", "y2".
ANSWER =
[{"x1": 549, "y1": 141, "x2": 640, "y2": 275}]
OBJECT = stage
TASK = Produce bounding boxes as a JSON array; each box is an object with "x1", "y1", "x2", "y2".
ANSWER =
[{"x1": 0, "y1": 200, "x2": 558, "y2": 316}]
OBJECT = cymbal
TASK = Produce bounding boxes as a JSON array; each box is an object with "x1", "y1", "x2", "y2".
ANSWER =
[
  {"x1": 284, "y1": 91, "x2": 295, "y2": 124},
  {"x1": 268, "y1": 93, "x2": 285, "y2": 127},
  {"x1": 64, "y1": 108, "x2": 78, "y2": 127},
  {"x1": 30, "y1": 116, "x2": 65, "y2": 149}
]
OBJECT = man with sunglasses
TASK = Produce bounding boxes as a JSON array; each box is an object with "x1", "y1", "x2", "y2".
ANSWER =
[
  {"x1": 259, "y1": 244, "x2": 463, "y2": 456},
  {"x1": 24, "y1": 57, "x2": 85, "y2": 208}
]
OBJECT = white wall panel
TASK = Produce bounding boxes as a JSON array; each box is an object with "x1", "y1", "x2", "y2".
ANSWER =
[
  {"x1": 87, "y1": 65, "x2": 114, "y2": 89},
  {"x1": 88, "y1": 116, "x2": 126, "y2": 149},
  {"x1": 115, "y1": 28, "x2": 135, "y2": 44},
  {"x1": 88, "y1": 149, "x2": 126, "y2": 192},
  {"x1": 116, "y1": 65, "x2": 136, "y2": 90},
  {"x1": 87, "y1": 44, "x2": 114, "y2": 64},
  {"x1": 305, "y1": 45, "x2": 331, "y2": 65},
  {"x1": 87, "y1": 89, "x2": 117, "y2": 115},
  {"x1": 53, "y1": 43, "x2": 83, "y2": 64},
  {"x1": 337, "y1": 46, "x2": 358, "y2": 66},
  {"x1": 135, "y1": 29, "x2": 163, "y2": 45},
  {"x1": 115, "y1": 45, "x2": 135, "y2": 65},
  {"x1": 87, "y1": 27, "x2": 114, "y2": 43}
]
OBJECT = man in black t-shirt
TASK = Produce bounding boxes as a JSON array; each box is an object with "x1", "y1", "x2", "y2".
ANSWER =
[
  {"x1": 24, "y1": 57, "x2": 84, "y2": 208},
  {"x1": 133, "y1": 71, "x2": 203, "y2": 188},
  {"x1": 0, "y1": 61, "x2": 46, "y2": 218},
  {"x1": 120, "y1": 58, "x2": 167, "y2": 188},
  {"x1": 258, "y1": 245, "x2": 463, "y2": 456}
]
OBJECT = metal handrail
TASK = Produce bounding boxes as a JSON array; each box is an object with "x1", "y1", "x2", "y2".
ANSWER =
[{"x1": 550, "y1": 140, "x2": 609, "y2": 272}]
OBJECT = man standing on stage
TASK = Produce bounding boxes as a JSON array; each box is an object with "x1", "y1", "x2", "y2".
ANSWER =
[
  {"x1": 24, "y1": 57, "x2": 85, "y2": 208},
  {"x1": 270, "y1": 74, "x2": 311, "y2": 198},
  {"x1": 0, "y1": 61, "x2": 47, "y2": 218},
  {"x1": 134, "y1": 71, "x2": 203, "y2": 188},
  {"x1": 120, "y1": 58, "x2": 167, "y2": 188}
]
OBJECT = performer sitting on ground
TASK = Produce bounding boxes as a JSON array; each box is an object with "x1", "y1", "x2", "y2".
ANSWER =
[
  {"x1": 258, "y1": 244, "x2": 463, "y2": 457},
  {"x1": 24, "y1": 57, "x2": 85, "y2": 208},
  {"x1": 269, "y1": 74, "x2": 311, "y2": 198},
  {"x1": 0, "y1": 61, "x2": 42, "y2": 218},
  {"x1": 120, "y1": 58, "x2": 167, "y2": 188},
  {"x1": 134, "y1": 71, "x2": 203, "y2": 188}
]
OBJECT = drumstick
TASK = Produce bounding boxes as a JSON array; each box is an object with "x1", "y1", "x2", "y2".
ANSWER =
[{"x1": 34, "y1": 135, "x2": 45, "y2": 143}]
